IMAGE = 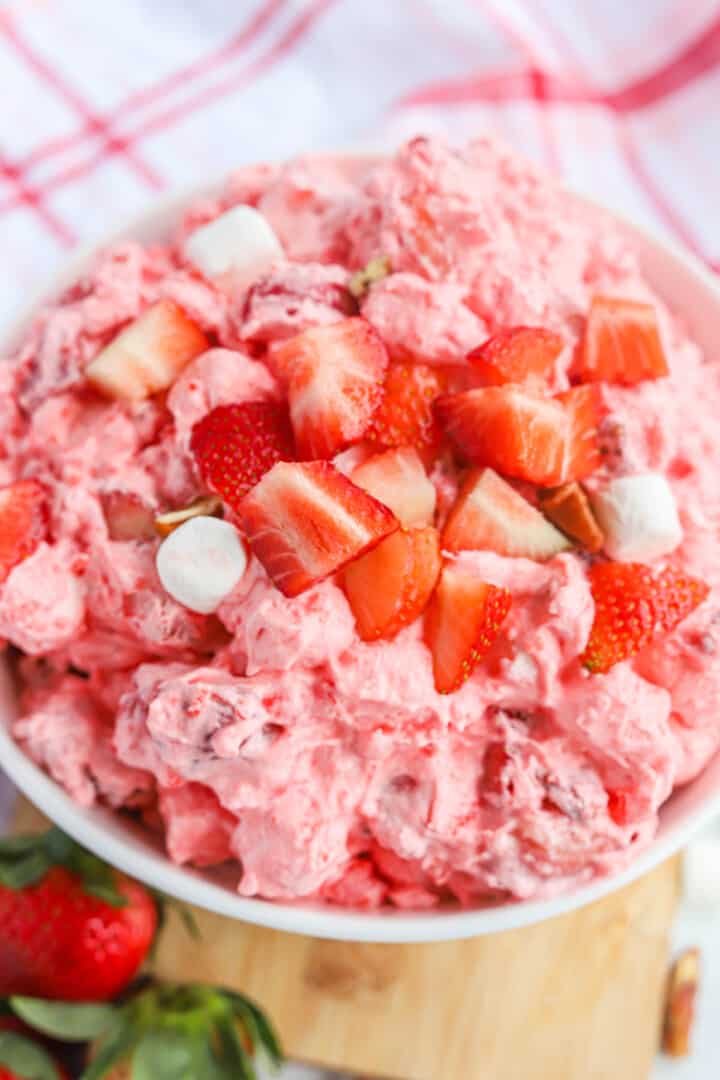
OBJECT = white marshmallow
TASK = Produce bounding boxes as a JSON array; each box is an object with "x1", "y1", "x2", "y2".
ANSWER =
[
  {"x1": 184, "y1": 205, "x2": 283, "y2": 291},
  {"x1": 683, "y1": 839, "x2": 720, "y2": 911},
  {"x1": 590, "y1": 473, "x2": 682, "y2": 562},
  {"x1": 156, "y1": 516, "x2": 247, "y2": 614}
]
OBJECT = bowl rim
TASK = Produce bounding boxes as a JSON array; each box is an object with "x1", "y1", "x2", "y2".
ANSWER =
[{"x1": 2, "y1": 163, "x2": 720, "y2": 942}]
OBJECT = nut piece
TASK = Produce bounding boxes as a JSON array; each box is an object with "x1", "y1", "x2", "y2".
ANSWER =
[
  {"x1": 154, "y1": 495, "x2": 223, "y2": 537},
  {"x1": 348, "y1": 255, "x2": 392, "y2": 299},
  {"x1": 662, "y1": 947, "x2": 700, "y2": 1057},
  {"x1": 538, "y1": 482, "x2": 604, "y2": 552}
]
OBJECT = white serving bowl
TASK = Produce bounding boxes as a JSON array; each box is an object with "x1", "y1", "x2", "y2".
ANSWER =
[{"x1": 2, "y1": 176, "x2": 720, "y2": 943}]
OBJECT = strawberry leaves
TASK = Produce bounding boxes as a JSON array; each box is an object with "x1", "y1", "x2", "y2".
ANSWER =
[
  {"x1": 130, "y1": 1028, "x2": 197, "y2": 1080},
  {"x1": 2, "y1": 983, "x2": 283, "y2": 1080},
  {"x1": 83, "y1": 983, "x2": 283, "y2": 1080},
  {"x1": 0, "y1": 830, "x2": 126, "y2": 906},
  {"x1": 0, "y1": 1030, "x2": 64, "y2": 1080},
  {"x1": 79, "y1": 1015, "x2": 136, "y2": 1080},
  {"x1": 8, "y1": 1000, "x2": 115, "y2": 1042}
]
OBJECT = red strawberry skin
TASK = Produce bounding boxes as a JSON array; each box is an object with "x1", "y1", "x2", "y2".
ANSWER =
[
  {"x1": 0, "y1": 866, "x2": 157, "y2": 1001},
  {"x1": 435, "y1": 383, "x2": 600, "y2": 486},
  {"x1": 274, "y1": 317, "x2": 389, "y2": 459},
  {"x1": 0, "y1": 480, "x2": 48, "y2": 584},
  {"x1": 235, "y1": 460, "x2": 399, "y2": 597},
  {"x1": 424, "y1": 565, "x2": 512, "y2": 693},
  {"x1": 577, "y1": 296, "x2": 669, "y2": 385},
  {"x1": 582, "y1": 562, "x2": 709, "y2": 673},
  {"x1": 367, "y1": 361, "x2": 448, "y2": 460},
  {"x1": 190, "y1": 401, "x2": 295, "y2": 513},
  {"x1": 469, "y1": 327, "x2": 563, "y2": 387}
]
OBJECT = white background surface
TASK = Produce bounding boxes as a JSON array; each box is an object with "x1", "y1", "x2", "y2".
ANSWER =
[{"x1": 2, "y1": 1, "x2": 720, "y2": 1076}]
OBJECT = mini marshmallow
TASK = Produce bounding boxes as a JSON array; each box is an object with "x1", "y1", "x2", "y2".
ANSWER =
[
  {"x1": 590, "y1": 473, "x2": 682, "y2": 562},
  {"x1": 156, "y1": 516, "x2": 247, "y2": 614},
  {"x1": 683, "y1": 838, "x2": 720, "y2": 911},
  {"x1": 184, "y1": 205, "x2": 283, "y2": 291}
]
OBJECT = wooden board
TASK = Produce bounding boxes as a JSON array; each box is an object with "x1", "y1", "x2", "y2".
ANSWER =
[{"x1": 12, "y1": 797, "x2": 679, "y2": 1080}]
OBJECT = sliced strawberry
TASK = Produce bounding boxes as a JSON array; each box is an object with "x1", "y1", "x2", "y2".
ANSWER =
[
  {"x1": 86, "y1": 299, "x2": 209, "y2": 401},
  {"x1": 351, "y1": 447, "x2": 436, "y2": 527},
  {"x1": 577, "y1": 296, "x2": 669, "y2": 385},
  {"x1": 190, "y1": 401, "x2": 295, "y2": 512},
  {"x1": 235, "y1": 461, "x2": 399, "y2": 597},
  {"x1": 0, "y1": 480, "x2": 48, "y2": 584},
  {"x1": 100, "y1": 490, "x2": 157, "y2": 541},
  {"x1": 469, "y1": 327, "x2": 563, "y2": 387},
  {"x1": 442, "y1": 468, "x2": 570, "y2": 560},
  {"x1": 367, "y1": 361, "x2": 448, "y2": 460},
  {"x1": 435, "y1": 383, "x2": 601, "y2": 486},
  {"x1": 274, "y1": 317, "x2": 388, "y2": 459},
  {"x1": 582, "y1": 562, "x2": 709, "y2": 674},
  {"x1": 538, "y1": 482, "x2": 604, "y2": 552},
  {"x1": 424, "y1": 564, "x2": 512, "y2": 694},
  {"x1": 557, "y1": 386, "x2": 602, "y2": 481},
  {"x1": 343, "y1": 525, "x2": 441, "y2": 641}
]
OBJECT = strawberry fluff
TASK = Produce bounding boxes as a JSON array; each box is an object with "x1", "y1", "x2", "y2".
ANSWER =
[{"x1": 3, "y1": 136, "x2": 720, "y2": 909}]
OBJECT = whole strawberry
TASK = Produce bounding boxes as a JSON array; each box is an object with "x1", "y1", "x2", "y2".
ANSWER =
[{"x1": 0, "y1": 829, "x2": 157, "y2": 1002}]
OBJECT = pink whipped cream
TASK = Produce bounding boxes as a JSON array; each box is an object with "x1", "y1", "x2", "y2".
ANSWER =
[{"x1": 4, "y1": 137, "x2": 720, "y2": 908}]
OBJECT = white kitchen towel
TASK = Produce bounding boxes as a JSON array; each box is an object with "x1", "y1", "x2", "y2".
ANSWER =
[
  {"x1": 2, "y1": 1, "x2": 720, "y2": 1077},
  {"x1": 0, "y1": 0, "x2": 719, "y2": 332}
]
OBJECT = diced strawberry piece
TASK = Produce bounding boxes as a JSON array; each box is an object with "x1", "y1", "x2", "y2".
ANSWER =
[
  {"x1": 577, "y1": 296, "x2": 669, "y2": 385},
  {"x1": 424, "y1": 564, "x2": 512, "y2": 693},
  {"x1": 86, "y1": 300, "x2": 208, "y2": 401},
  {"x1": 367, "y1": 361, "x2": 448, "y2": 460},
  {"x1": 274, "y1": 317, "x2": 388, "y2": 459},
  {"x1": 434, "y1": 383, "x2": 601, "y2": 486},
  {"x1": 0, "y1": 480, "x2": 48, "y2": 584},
  {"x1": 442, "y1": 468, "x2": 570, "y2": 560},
  {"x1": 582, "y1": 562, "x2": 709, "y2": 674},
  {"x1": 606, "y1": 789, "x2": 632, "y2": 826},
  {"x1": 100, "y1": 491, "x2": 156, "y2": 541},
  {"x1": 190, "y1": 401, "x2": 295, "y2": 513},
  {"x1": 351, "y1": 447, "x2": 436, "y2": 527},
  {"x1": 538, "y1": 482, "x2": 604, "y2": 552},
  {"x1": 557, "y1": 386, "x2": 602, "y2": 481},
  {"x1": 235, "y1": 461, "x2": 399, "y2": 597},
  {"x1": 343, "y1": 525, "x2": 441, "y2": 641},
  {"x1": 468, "y1": 327, "x2": 563, "y2": 387}
]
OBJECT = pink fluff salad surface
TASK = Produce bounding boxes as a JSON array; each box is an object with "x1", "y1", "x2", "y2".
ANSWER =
[{"x1": 4, "y1": 136, "x2": 720, "y2": 910}]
